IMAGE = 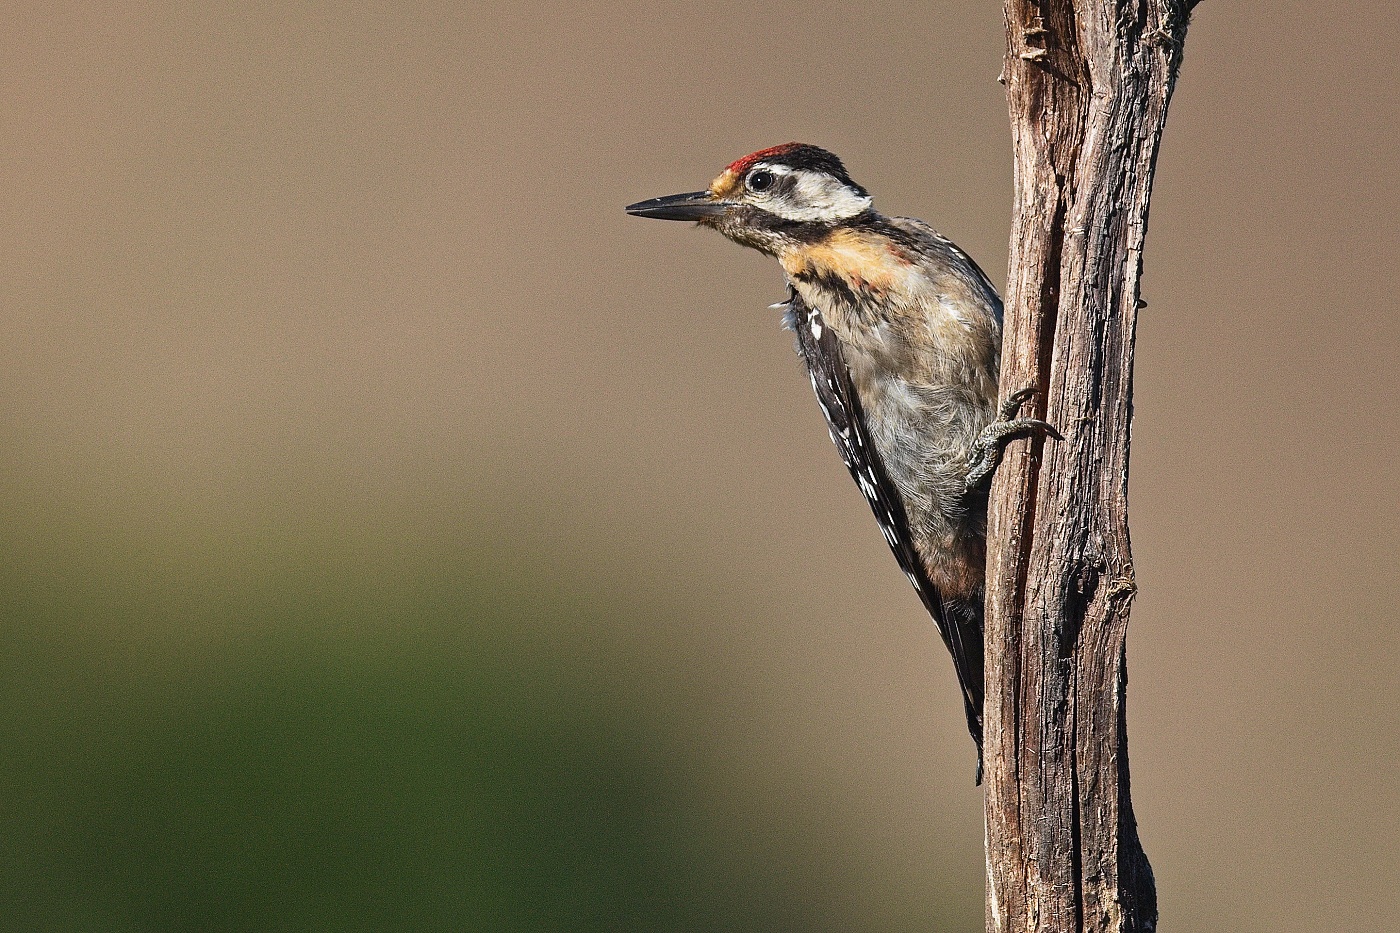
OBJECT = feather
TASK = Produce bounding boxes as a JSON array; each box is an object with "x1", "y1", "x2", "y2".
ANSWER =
[{"x1": 785, "y1": 286, "x2": 985, "y2": 782}]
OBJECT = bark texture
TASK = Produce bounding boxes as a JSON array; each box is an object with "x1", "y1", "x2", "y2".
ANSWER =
[{"x1": 985, "y1": 2, "x2": 1194, "y2": 932}]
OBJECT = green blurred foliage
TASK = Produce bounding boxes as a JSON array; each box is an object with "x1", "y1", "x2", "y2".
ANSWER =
[{"x1": 0, "y1": 528, "x2": 852, "y2": 933}]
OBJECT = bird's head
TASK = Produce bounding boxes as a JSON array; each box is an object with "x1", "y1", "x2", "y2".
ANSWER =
[{"x1": 625, "y1": 143, "x2": 873, "y2": 255}]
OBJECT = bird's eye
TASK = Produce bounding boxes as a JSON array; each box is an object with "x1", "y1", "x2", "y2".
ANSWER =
[{"x1": 747, "y1": 170, "x2": 775, "y2": 192}]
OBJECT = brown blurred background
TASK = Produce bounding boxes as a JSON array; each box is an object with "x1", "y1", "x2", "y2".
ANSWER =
[{"x1": 3, "y1": 2, "x2": 1397, "y2": 931}]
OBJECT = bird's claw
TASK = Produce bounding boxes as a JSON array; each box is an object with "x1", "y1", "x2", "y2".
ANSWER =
[
  {"x1": 963, "y1": 388, "x2": 1061, "y2": 494},
  {"x1": 999, "y1": 386, "x2": 1038, "y2": 421}
]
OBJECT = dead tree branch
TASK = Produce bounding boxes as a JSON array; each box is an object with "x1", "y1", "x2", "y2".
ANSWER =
[{"x1": 984, "y1": 2, "x2": 1195, "y2": 932}]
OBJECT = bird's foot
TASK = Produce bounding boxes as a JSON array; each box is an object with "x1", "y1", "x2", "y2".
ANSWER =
[{"x1": 963, "y1": 387, "x2": 1062, "y2": 495}]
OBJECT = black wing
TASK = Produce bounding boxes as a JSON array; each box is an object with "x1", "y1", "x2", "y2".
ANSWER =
[{"x1": 784, "y1": 287, "x2": 985, "y2": 778}]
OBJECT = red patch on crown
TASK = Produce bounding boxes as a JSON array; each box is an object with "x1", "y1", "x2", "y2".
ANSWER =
[{"x1": 725, "y1": 142, "x2": 804, "y2": 176}]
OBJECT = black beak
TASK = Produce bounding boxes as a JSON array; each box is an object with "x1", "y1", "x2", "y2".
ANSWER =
[{"x1": 624, "y1": 190, "x2": 730, "y2": 221}]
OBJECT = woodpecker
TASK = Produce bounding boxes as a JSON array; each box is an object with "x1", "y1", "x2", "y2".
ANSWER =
[{"x1": 626, "y1": 143, "x2": 1056, "y2": 782}]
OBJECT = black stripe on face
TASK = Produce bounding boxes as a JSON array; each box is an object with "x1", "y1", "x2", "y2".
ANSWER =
[
  {"x1": 764, "y1": 145, "x2": 867, "y2": 197},
  {"x1": 742, "y1": 207, "x2": 875, "y2": 244},
  {"x1": 722, "y1": 205, "x2": 844, "y2": 247}
]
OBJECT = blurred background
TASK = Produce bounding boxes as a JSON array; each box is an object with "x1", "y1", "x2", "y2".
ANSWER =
[{"x1": 3, "y1": 2, "x2": 1397, "y2": 931}]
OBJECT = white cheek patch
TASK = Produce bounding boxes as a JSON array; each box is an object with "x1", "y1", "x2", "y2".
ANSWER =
[{"x1": 753, "y1": 164, "x2": 873, "y2": 223}]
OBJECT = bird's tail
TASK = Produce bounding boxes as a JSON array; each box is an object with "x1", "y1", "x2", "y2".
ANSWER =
[{"x1": 938, "y1": 595, "x2": 986, "y2": 785}]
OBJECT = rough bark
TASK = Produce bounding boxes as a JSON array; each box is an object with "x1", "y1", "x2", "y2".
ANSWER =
[{"x1": 984, "y1": 2, "x2": 1193, "y2": 932}]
